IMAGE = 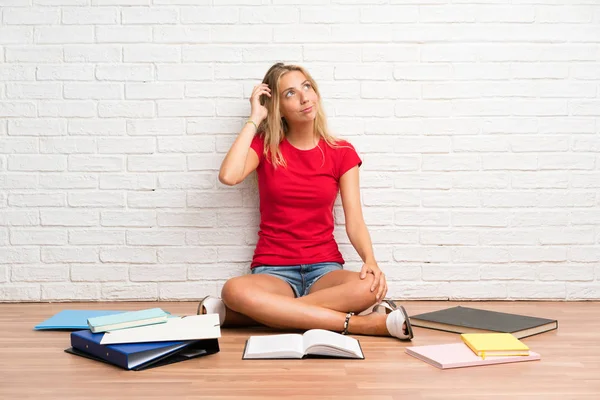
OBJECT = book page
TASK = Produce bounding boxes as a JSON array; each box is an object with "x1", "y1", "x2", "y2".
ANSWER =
[
  {"x1": 302, "y1": 329, "x2": 363, "y2": 358},
  {"x1": 244, "y1": 334, "x2": 304, "y2": 359}
]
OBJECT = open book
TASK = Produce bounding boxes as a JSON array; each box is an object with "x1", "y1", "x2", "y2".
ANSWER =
[{"x1": 242, "y1": 329, "x2": 364, "y2": 360}]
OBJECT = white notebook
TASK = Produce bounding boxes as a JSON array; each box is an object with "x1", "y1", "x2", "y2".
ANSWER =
[{"x1": 99, "y1": 314, "x2": 221, "y2": 344}]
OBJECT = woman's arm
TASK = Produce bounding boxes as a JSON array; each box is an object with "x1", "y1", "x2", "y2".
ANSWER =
[
  {"x1": 218, "y1": 121, "x2": 260, "y2": 186},
  {"x1": 218, "y1": 83, "x2": 270, "y2": 186},
  {"x1": 339, "y1": 166, "x2": 387, "y2": 301},
  {"x1": 339, "y1": 166, "x2": 376, "y2": 264}
]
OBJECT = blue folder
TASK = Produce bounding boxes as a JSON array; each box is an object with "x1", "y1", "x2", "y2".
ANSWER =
[
  {"x1": 65, "y1": 330, "x2": 220, "y2": 370},
  {"x1": 34, "y1": 310, "x2": 126, "y2": 330}
]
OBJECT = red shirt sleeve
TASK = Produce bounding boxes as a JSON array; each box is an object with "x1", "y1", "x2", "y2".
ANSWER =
[
  {"x1": 249, "y1": 133, "x2": 265, "y2": 165},
  {"x1": 336, "y1": 140, "x2": 362, "y2": 179}
]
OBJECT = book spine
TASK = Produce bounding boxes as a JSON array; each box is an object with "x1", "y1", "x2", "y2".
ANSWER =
[
  {"x1": 460, "y1": 338, "x2": 481, "y2": 358},
  {"x1": 71, "y1": 333, "x2": 129, "y2": 369},
  {"x1": 90, "y1": 316, "x2": 167, "y2": 333}
]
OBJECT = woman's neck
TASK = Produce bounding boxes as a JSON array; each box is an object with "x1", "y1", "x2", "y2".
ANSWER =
[{"x1": 285, "y1": 121, "x2": 317, "y2": 150}]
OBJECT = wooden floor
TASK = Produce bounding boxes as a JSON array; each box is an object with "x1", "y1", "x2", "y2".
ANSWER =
[{"x1": 0, "y1": 301, "x2": 598, "y2": 400}]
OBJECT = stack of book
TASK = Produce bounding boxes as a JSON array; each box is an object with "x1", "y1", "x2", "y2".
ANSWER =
[
  {"x1": 62, "y1": 308, "x2": 221, "y2": 371},
  {"x1": 405, "y1": 306, "x2": 558, "y2": 369},
  {"x1": 406, "y1": 332, "x2": 540, "y2": 369}
]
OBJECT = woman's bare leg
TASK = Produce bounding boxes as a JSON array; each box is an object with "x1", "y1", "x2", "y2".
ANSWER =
[
  {"x1": 214, "y1": 271, "x2": 375, "y2": 327},
  {"x1": 299, "y1": 270, "x2": 379, "y2": 312},
  {"x1": 304, "y1": 270, "x2": 408, "y2": 335},
  {"x1": 217, "y1": 308, "x2": 257, "y2": 327},
  {"x1": 221, "y1": 273, "x2": 393, "y2": 336},
  {"x1": 214, "y1": 271, "x2": 374, "y2": 325},
  {"x1": 203, "y1": 274, "x2": 296, "y2": 327}
]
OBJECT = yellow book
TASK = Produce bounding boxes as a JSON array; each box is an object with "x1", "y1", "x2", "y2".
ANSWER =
[{"x1": 460, "y1": 333, "x2": 530, "y2": 360}]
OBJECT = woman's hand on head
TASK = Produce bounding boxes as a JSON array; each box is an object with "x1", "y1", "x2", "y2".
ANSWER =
[
  {"x1": 360, "y1": 262, "x2": 387, "y2": 302},
  {"x1": 249, "y1": 83, "x2": 270, "y2": 125}
]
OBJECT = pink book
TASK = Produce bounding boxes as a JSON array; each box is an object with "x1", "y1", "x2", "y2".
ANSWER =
[{"x1": 406, "y1": 342, "x2": 541, "y2": 369}]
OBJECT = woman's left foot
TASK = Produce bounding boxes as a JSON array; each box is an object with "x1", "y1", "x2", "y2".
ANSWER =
[
  {"x1": 197, "y1": 295, "x2": 226, "y2": 325},
  {"x1": 358, "y1": 298, "x2": 397, "y2": 316},
  {"x1": 385, "y1": 307, "x2": 414, "y2": 340}
]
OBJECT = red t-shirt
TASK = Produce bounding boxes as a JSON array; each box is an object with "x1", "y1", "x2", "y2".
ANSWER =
[{"x1": 248, "y1": 134, "x2": 362, "y2": 268}]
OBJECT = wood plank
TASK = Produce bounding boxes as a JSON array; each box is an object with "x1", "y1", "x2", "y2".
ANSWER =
[{"x1": 0, "y1": 301, "x2": 598, "y2": 399}]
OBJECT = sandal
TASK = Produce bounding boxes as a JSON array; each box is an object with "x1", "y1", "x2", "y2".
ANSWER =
[
  {"x1": 358, "y1": 301, "x2": 379, "y2": 316},
  {"x1": 375, "y1": 300, "x2": 413, "y2": 340},
  {"x1": 358, "y1": 298, "x2": 396, "y2": 316},
  {"x1": 358, "y1": 299, "x2": 414, "y2": 340},
  {"x1": 373, "y1": 299, "x2": 398, "y2": 314},
  {"x1": 386, "y1": 307, "x2": 414, "y2": 341},
  {"x1": 197, "y1": 295, "x2": 226, "y2": 325}
]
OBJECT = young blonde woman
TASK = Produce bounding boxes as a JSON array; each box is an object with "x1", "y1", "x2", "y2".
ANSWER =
[{"x1": 199, "y1": 62, "x2": 413, "y2": 341}]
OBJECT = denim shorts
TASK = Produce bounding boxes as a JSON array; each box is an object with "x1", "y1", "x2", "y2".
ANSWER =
[{"x1": 251, "y1": 262, "x2": 343, "y2": 298}]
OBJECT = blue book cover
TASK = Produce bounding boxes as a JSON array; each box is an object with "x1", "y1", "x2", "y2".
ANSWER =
[
  {"x1": 87, "y1": 308, "x2": 168, "y2": 332},
  {"x1": 34, "y1": 310, "x2": 125, "y2": 330},
  {"x1": 68, "y1": 330, "x2": 218, "y2": 370}
]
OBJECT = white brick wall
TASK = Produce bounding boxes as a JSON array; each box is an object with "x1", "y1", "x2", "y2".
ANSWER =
[{"x1": 1, "y1": 1, "x2": 599, "y2": 302}]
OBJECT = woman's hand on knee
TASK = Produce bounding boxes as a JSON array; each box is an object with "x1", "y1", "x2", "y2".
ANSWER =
[{"x1": 359, "y1": 262, "x2": 387, "y2": 302}]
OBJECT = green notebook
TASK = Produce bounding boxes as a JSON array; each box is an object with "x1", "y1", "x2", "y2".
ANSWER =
[{"x1": 87, "y1": 308, "x2": 169, "y2": 333}]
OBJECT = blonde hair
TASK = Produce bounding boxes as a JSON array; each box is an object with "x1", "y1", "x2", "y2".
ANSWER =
[{"x1": 257, "y1": 62, "x2": 341, "y2": 167}]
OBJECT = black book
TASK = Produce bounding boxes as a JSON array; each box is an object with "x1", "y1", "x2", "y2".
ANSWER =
[{"x1": 409, "y1": 306, "x2": 558, "y2": 339}]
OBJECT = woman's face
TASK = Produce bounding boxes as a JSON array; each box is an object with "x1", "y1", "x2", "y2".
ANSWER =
[{"x1": 277, "y1": 70, "x2": 319, "y2": 125}]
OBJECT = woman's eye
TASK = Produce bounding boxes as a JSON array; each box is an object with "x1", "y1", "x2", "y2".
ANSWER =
[{"x1": 284, "y1": 84, "x2": 309, "y2": 98}]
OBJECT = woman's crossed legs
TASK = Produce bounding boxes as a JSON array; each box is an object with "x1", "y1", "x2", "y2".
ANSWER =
[{"x1": 201, "y1": 264, "x2": 410, "y2": 339}]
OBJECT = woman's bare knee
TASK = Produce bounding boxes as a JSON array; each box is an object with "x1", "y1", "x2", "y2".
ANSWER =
[
  {"x1": 221, "y1": 277, "x2": 251, "y2": 311},
  {"x1": 328, "y1": 272, "x2": 378, "y2": 303},
  {"x1": 221, "y1": 274, "x2": 295, "y2": 313},
  {"x1": 351, "y1": 275, "x2": 379, "y2": 307},
  {"x1": 301, "y1": 271, "x2": 379, "y2": 313}
]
